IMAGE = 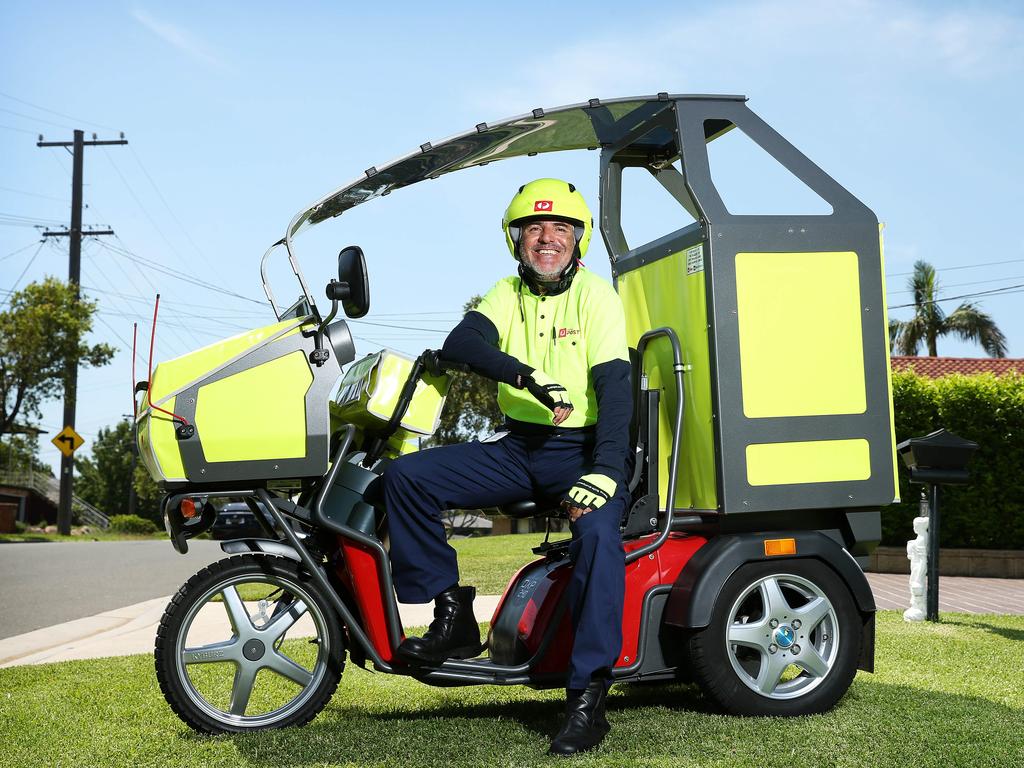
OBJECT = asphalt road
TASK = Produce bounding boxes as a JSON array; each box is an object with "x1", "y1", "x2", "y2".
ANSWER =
[{"x1": 0, "y1": 540, "x2": 226, "y2": 639}]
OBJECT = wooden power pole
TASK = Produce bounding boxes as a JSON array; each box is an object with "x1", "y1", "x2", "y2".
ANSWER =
[{"x1": 38, "y1": 129, "x2": 127, "y2": 534}]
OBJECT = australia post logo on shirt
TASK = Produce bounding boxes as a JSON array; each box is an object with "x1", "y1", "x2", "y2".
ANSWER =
[{"x1": 557, "y1": 327, "x2": 581, "y2": 339}]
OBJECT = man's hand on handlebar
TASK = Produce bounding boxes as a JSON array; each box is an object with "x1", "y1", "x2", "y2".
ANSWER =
[{"x1": 422, "y1": 349, "x2": 470, "y2": 377}]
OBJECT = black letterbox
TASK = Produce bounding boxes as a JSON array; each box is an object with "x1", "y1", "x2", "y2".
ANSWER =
[{"x1": 896, "y1": 428, "x2": 978, "y2": 485}]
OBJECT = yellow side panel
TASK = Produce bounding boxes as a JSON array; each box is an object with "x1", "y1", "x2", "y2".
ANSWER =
[
  {"x1": 736, "y1": 252, "x2": 866, "y2": 418},
  {"x1": 151, "y1": 319, "x2": 302, "y2": 403},
  {"x1": 879, "y1": 225, "x2": 900, "y2": 502},
  {"x1": 195, "y1": 352, "x2": 313, "y2": 462},
  {"x1": 747, "y1": 439, "x2": 871, "y2": 486},
  {"x1": 138, "y1": 396, "x2": 186, "y2": 481},
  {"x1": 617, "y1": 246, "x2": 718, "y2": 511},
  {"x1": 333, "y1": 351, "x2": 449, "y2": 436}
]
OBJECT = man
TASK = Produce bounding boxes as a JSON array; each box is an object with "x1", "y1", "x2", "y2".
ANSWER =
[{"x1": 383, "y1": 178, "x2": 631, "y2": 756}]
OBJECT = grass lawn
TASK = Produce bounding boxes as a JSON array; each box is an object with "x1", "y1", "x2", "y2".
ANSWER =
[
  {"x1": 1, "y1": 611, "x2": 1021, "y2": 767},
  {"x1": 451, "y1": 532, "x2": 549, "y2": 595}
]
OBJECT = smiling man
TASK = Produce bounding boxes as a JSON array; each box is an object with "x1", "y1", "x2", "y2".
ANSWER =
[{"x1": 383, "y1": 178, "x2": 632, "y2": 756}]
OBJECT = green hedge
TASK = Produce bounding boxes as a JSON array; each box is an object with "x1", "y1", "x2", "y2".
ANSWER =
[
  {"x1": 888, "y1": 371, "x2": 1024, "y2": 550},
  {"x1": 108, "y1": 514, "x2": 159, "y2": 535}
]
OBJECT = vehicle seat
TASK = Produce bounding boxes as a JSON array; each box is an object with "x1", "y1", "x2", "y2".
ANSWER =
[{"x1": 498, "y1": 498, "x2": 561, "y2": 519}]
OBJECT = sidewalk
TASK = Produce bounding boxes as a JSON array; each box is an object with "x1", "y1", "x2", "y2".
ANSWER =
[
  {"x1": 1, "y1": 574, "x2": 1020, "y2": 669},
  {"x1": 0, "y1": 595, "x2": 500, "y2": 669}
]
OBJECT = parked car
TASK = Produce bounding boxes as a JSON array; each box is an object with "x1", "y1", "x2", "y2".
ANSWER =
[{"x1": 210, "y1": 501, "x2": 266, "y2": 540}]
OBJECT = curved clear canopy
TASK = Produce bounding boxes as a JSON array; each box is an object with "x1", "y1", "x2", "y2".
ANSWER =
[
  {"x1": 285, "y1": 94, "x2": 744, "y2": 241},
  {"x1": 264, "y1": 94, "x2": 744, "y2": 320}
]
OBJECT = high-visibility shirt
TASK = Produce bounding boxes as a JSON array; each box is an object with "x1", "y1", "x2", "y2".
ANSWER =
[{"x1": 474, "y1": 267, "x2": 629, "y2": 428}]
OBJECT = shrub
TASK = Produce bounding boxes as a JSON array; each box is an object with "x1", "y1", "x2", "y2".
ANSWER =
[
  {"x1": 108, "y1": 514, "x2": 159, "y2": 535},
  {"x1": 887, "y1": 371, "x2": 1024, "y2": 550}
]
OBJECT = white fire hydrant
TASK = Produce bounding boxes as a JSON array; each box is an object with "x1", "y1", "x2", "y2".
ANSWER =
[{"x1": 904, "y1": 516, "x2": 929, "y2": 622}]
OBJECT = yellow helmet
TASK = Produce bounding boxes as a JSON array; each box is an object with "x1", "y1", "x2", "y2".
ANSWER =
[{"x1": 501, "y1": 178, "x2": 593, "y2": 260}]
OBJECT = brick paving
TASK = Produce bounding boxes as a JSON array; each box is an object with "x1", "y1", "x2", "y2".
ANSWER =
[{"x1": 866, "y1": 573, "x2": 1024, "y2": 615}]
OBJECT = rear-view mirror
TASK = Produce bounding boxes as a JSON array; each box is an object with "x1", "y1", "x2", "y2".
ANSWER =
[{"x1": 337, "y1": 245, "x2": 370, "y2": 318}]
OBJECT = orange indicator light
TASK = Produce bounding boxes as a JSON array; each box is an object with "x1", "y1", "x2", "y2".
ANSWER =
[
  {"x1": 764, "y1": 538, "x2": 796, "y2": 557},
  {"x1": 181, "y1": 498, "x2": 198, "y2": 519}
]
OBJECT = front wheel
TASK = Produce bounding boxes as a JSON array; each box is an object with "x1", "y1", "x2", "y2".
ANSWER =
[
  {"x1": 155, "y1": 555, "x2": 344, "y2": 733},
  {"x1": 687, "y1": 559, "x2": 862, "y2": 716}
]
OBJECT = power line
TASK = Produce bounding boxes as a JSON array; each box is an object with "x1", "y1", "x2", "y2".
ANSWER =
[
  {"x1": 92, "y1": 312, "x2": 135, "y2": 355},
  {"x1": 84, "y1": 237, "x2": 200, "y2": 352},
  {"x1": 889, "y1": 273, "x2": 1024, "y2": 296},
  {"x1": 0, "y1": 90, "x2": 119, "y2": 131},
  {"x1": 128, "y1": 144, "x2": 231, "y2": 287},
  {"x1": 348, "y1": 318, "x2": 450, "y2": 334},
  {"x1": 0, "y1": 106, "x2": 77, "y2": 131},
  {"x1": 373, "y1": 310, "x2": 463, "y2": 317},
  {"x1": 100, "y1": 146, "x2": 190, "y2": 274},
  {"x1": 351, "y1": 334, "x2": 414, "y2": 357},
  {"x1": 887, "y1": 257, "x2": 1024, "y2": 278},
  {"x1": 0, "y1": 123, "x2": 37, "y2": 135},
  {"x1": 107, "y1": 236, "x2": 265, "y2": 304},
  {"x1": 1, "y1": 242, "x2": 45, "y2": 307},
  {"x1": 0, "y1": 211, "x2": 66, "y2": 226},
  {"x1": 888, "y1": 282, "x2": 1024, "y2": 310},
  {"x1": 97, "y1": 307, "x2": 251, "y2": 336},
  {"x1": 0, "y1": 240, "x2": 42, "y2": 262},
  {"x1": 81, "y1": 241, "x2": 197, "y2": 355},
  {"x1": 93, "y1": 238, "x2": 266, "y2": 306},
  {"x1": 0, "y1": 184, "x2": 69, "y2": 203},
  {"x1": 79, "y1": 283, "x2": 269, "y2": 316}
]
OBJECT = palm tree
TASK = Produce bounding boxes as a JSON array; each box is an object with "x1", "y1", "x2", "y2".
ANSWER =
[{"x1": 890, "y1": 260, "x2": 1007, "y2": 357}]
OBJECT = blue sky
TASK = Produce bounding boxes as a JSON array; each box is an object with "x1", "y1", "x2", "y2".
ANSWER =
[{"x1": 2, "y1": 0, "x2": 1022, "y2": 473}]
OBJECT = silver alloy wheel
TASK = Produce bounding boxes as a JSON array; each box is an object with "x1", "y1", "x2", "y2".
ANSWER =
[
  {"x1": 173, "y1": 573, "x2": 332, "y2": 728},
  {"x1": 724, "y1": 572, "x2": 840, "y2": 700}
]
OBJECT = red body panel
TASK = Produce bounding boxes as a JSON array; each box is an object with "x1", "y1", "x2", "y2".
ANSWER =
[
  {"x1": 617, "y1": 534, "x2": 707, "y2": 666},
  {"x1": 491, "y1": 533, "x2": 708, "y2": 673},
  {"x1": 335, "y1": 536, "x2": 398, "y2": 662}
]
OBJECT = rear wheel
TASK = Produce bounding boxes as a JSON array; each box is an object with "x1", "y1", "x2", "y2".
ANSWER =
[
  {"x1": 155, "y1": 555, "x2": 343, "y2": 733},
  {"x1": 687, "y1": 559, "x2": 861, "y2": 716}
]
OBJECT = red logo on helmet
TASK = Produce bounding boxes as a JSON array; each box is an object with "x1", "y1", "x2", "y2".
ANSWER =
[{"x1": 534, "y1": 200, "x2": 553, "y2": 211}]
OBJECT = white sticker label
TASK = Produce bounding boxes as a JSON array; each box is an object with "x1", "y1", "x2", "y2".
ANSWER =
[{"x1": 686, "y1": 245, "x2": 704, "y2": 275}]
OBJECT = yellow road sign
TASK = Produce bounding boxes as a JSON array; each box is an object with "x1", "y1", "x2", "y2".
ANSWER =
[{"x1": 52, "y1": 425, "x2": 85, "y2": 458}]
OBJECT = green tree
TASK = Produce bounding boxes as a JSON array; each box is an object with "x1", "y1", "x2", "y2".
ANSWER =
[
  {"x1": 76, "y1": 419, "x2": 161, "y2": 524},
  {"x1": 431, "y1": 296, "x2": 502, "y2": 446},
  {"x1": 891, "y1": 260, "x2": 1007, "y2": 357},
  {"x1": 0, "y1": 431, "x2": 51, "y2": 475},
  {"x1": 0, "y1": 278, "x2": 115, "y2": 438}
]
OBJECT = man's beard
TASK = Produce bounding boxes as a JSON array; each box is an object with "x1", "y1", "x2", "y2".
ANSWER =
[{"x1": 521, "y1": 249, "x2": 572, "y2": 280}]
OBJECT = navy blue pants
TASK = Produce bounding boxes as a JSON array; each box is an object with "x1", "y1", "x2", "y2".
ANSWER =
[{"x1": 383, "y1": 430, "x2": 626, "y2": 690}]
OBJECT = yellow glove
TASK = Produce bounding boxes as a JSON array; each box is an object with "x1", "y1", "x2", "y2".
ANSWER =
[{"x1": 562, "y1": 473, "x2": 617, "y2": 512}]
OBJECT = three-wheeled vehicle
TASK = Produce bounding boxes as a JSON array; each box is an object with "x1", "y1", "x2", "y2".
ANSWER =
[{"x1": 137, "y1": 93, "x2": 898, "y2": 734}]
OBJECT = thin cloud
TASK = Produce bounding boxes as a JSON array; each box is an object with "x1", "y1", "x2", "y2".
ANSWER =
[
  {"x1": 472, "y1": 0, "x2": 1024, "y2": 114},
  {"x1": 130, "y1": 8, "x2": 222, "y2": 67}
]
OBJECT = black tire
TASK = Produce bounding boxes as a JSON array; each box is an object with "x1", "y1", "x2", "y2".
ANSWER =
[
  {"x1": 155, "y1": 555, "x2": 344, "y2": 734},
  {"x1": 687, "y1": 559, "x2": 861, "y2": 716}
]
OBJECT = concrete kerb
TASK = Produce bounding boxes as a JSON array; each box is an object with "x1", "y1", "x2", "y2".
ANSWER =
[
  {"x1": 3, "y1": 573, "x2": 1023, "y2": 669},
  {"x1": 0, "y1": 594, "x2": 503, "y2": 669}
]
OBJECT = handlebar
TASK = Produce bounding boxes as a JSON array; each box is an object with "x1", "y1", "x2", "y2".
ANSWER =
[{"x1": 422, "y1": 348, "x2": 471, "y2": 376}]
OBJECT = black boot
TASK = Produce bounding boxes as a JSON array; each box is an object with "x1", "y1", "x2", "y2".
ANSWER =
[
  {"x1": 397, "y1": 585, "x2": 483, "y2": 665},
  {"x1": 548, "y1": 681, "x2": 610, "y2": 757}
]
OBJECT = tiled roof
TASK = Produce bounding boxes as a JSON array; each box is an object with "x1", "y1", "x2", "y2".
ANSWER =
[{"x1": 890, "y1": 356, "x2": 1024, "y2": 378}]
